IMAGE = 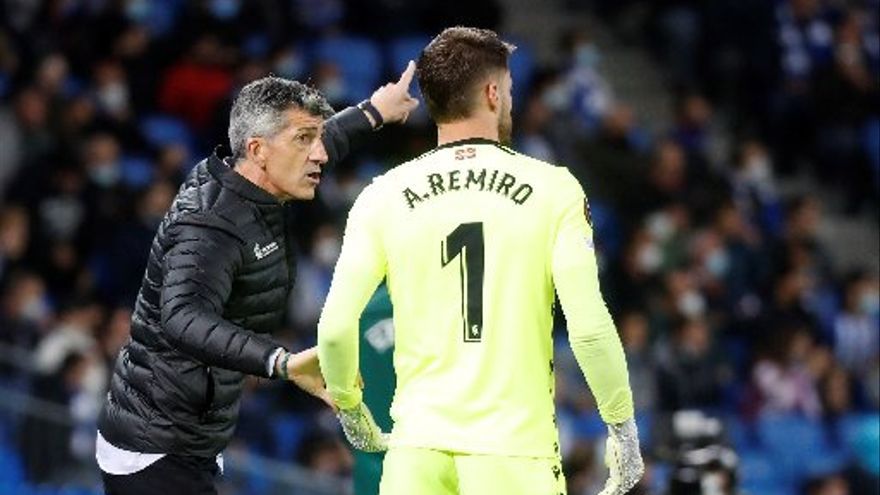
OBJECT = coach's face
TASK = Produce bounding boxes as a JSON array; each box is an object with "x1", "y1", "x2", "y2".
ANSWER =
[{"x1": 262, "y1": 108, "x2": 328, "y2": 201}]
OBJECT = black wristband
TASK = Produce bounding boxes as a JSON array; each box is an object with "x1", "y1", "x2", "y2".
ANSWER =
[
  {"x1": 279, "y1": 351, "x2": 291, "y2": 380},
  {"x1": 358, "y1": 100, "x2": 384, "y2": 130}
]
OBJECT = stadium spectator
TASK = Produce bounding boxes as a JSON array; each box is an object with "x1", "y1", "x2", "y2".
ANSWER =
[
  {"x1": 752, "y1": 325, "x2": 824, "y2": 418},
  {"x1": 656, "y1": 317, "x2": 729, "y2": 412},
  {"x1": 0, "y1": 205, "x2": 29, "y2": 284},
  {"x1": 833, "y1": 271, "x2": 880, "y2": 377},
  {"x1": 618, "y1": 310, "x2": 657, "y2": 412},
  {"x1": 0, "y1": 270, "x2": 49, "y2": 354}
]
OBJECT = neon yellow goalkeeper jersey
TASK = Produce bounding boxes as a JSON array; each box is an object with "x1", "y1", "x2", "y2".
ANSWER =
[{"x1": 319, "y1": 138, "x2": 633, "y2": 458}]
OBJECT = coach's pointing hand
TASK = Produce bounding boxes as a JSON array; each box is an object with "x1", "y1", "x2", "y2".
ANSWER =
[{"x1": 367, "y1": 60, "x2": 420, "y2": 126}]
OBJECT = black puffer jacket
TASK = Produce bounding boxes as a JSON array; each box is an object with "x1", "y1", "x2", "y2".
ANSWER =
[{"x1": 98, "y1": 107, "x2": 372, "y2": 458}]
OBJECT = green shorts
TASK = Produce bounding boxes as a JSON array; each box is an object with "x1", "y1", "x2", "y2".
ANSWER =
[{"x1": 379, "y1": 447, "x2": 566, "y2": 495}]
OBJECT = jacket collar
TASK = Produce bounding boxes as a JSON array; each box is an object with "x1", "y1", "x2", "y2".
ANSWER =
[{"x1": 207, "y1": 151, "x2": 281, "y2": 206}]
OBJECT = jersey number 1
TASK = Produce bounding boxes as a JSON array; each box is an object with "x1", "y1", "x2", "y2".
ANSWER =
[{"x1": 441, "y1": 222, "x2": 485, "y2": 342}]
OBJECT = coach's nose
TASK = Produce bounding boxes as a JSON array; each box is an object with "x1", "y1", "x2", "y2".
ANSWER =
[{"x1": 310, "y1": 138, "x2": 328, "y2": 166}]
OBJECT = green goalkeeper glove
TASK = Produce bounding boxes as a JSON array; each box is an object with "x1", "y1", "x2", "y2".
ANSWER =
[
  {"x1": 599, "y1": 418, "x2": 644, "y2": 495},
  {"x1": 337, "y1": 401, "x2": 389, "y2": 452}
]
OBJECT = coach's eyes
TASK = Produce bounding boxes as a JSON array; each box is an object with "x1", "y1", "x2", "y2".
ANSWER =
[{"x1": 295, "y1": 133, "x2": 315, "y2": 146}]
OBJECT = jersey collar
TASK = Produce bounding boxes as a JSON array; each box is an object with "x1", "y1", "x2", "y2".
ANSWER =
[{"x1": 426, "y1": 137, "x2": 515, "y2": 157}]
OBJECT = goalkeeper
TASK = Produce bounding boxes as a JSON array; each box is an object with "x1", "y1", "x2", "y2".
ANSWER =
[{"x1": 318, "y1": 27, "x2": 643, "y2": 495}]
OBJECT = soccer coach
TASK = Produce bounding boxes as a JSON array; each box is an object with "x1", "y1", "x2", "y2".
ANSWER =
[{"x1": 96, "y1": 65, "x2": 418, "y2": 494}]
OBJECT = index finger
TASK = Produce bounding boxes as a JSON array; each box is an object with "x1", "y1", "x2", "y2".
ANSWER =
[{"x1": 396, "y1": 60, "x2": 416, "y2": 88}]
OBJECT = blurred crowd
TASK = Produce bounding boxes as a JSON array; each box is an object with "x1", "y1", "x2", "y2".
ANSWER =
[{"x1": 0, "y1": 0, "x2": 877, "y2": 494}]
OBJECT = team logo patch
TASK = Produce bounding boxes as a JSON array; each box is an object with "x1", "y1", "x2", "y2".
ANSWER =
[{"x1": 253, "y1": 241, "x2": 279, "y2": 260}]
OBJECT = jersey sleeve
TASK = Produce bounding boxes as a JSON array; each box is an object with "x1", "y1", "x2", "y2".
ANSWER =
[
  {"x1": 550, "y1": 170, "x2": 634, "y2": 425},
  {"x1": 318, "y1": 181, "x2": 387, "y2": 409}
]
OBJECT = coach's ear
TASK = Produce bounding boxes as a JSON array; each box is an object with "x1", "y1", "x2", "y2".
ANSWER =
[
  {"x1": 485, "y1": 75, "x2": 501, "y2": 113},
  {"x1": 245, "y1": 136, "x2": 266, "y2": 167}
]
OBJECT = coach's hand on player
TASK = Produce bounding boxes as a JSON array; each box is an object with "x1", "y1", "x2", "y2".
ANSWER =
[
  {"x1": 368, "y1": 60, "x2": 419, "y2": 126},
  {"x1": 598, "y1": 417, "x2": 644, "y2": 495},
  {"x1": 337, "y1": 401, "x2": 389, "y2": 452},
  {"x1": 276, "y1": 347, "x2": 334, "y2": 408}
]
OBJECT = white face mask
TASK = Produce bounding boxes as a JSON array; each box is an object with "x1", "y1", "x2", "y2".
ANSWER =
[
  {"x1": 860, "y1": 291, "x2": 880, "y2": 316},
  {"x1": 541, "y1": 83, "x2": 569, "y2": 112},
  {"x1": 313, "y1": 237, "x2": 341, "y2": 268},
  {"x1": 125, "y1": 0, "x2": 150, "y2": 22},
  {"x1": 744, "y1": 155, "x2": 772, "y2": 185},
  {"x1": 636, "y1": 243, "x2": 662, "y2": 274},
  {"x1": 89, "y1": 162, "x2": 121, "y2": 187},
  {"x1": 81, "y1": 361, "x2": 108, "y2": 397},
  {"x1": 678, "y1": 290, "x2": 706, "y2": 318},
  {"x1": 97, "y1": 83, "x2": 129, "y2": 115},
  {"x1": 574, "y1": 43, "x2": 600, "y2": 69},
  {"x1": 209, "y1": 0, "x2": 241, "y2": 20},
  {"x1": 21, "y1": 295, "x2": 50, "y2": 324},
  {"x1": 705, "y1": 249, "x2": 730, "y2": 278},
  {"x1": 646, "y1": 211, "x2": 675, "y2": 241}
]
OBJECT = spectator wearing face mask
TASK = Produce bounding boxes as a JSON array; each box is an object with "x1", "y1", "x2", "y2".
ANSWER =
[
  {"x1": 19, "y1": 351, "x2": 94, "y2": 483},
  {"x1": 728, "y1": 139, "x2": 784, "y2": 237},
  {"x1": 833, "y1": 271, "x2": 880, "y2": 378},
  {"x1": 752, "y1": 325, "x2": 823, "y2": 418},
  {"x1": 0, "y1": 87, "x2": 56, "y2": 205},
  {"x1": 289, "y1": 224, "x2": 343, "y2": 335},
  {"x1": 0, "y1": 271, "x2": 51, "y2": 357},
  {"x1": 656, "y1": 317, "x2": 729, "y2": 412},
  {"x1": 618, "y1": 310, "x2": 658, "y2": 413}
]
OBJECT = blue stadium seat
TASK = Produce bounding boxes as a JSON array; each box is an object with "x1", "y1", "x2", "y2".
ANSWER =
[
  {"x1": 757, "y1": 414, "x2": 830, "y2": 480},
  {"x1": 313, "y1": 37, "x2": 383, "y2": 103},
  {"x1": 840, "y1": 413, "x2": 880, "y2": 475},
  {"x1": 0, "y1": 442, "x2": 24, "y2": 485},
  {"x1": 387, "y1": 34, "x2": 431, "y2": 117},
  {"x1": 635, "y1": 411, "x2": 653, "y2": 448},
  {"x1": 649, "y1": 461, "x2": 671, "y2": 493},
  {"x1": 588, "y1": 199, "x2": 622, "y2": 258},
  {"x1": 737, "y1": 448, "x2": 791, "y2": 495},
  {"x1": 271, "y1": 413, "x2": 308, "y2": 460},
  {"x1": 136, "y1": 0, "x2": 184, "y2": 37},
  {"x1": 722, "y1": 414, "x2": 757, "y2": 451},
  {"x1": 507, "y1": 38, "x2": 535, "y2": 107},
  {"x1": 120, "y1": 155, "x2": 155, "y2": 190},
  {"x1": 139, "y1": 114, "x2": 194, "y2": 151},
  {"x1": 387, "y1": 35, "x2": 432, "y2": 75},
  {"x1": 803, "y1": 450, "x2": 849, "y2": 478},
  {"x1": 571, "y1": 410, "x2": 606, "y2": 440},
  {"x1": 61, "y1": 76, "x2": 86, "y2": 99}
]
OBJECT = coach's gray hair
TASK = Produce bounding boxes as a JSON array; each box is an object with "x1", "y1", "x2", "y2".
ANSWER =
[{"x1": 228, "y1": 76, "x2": 334, "y2": 160}]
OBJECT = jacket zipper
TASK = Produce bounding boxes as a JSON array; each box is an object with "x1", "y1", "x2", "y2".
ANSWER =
[{"x1": 201, "y1": 366, "x2": 215, "y2": 421}]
